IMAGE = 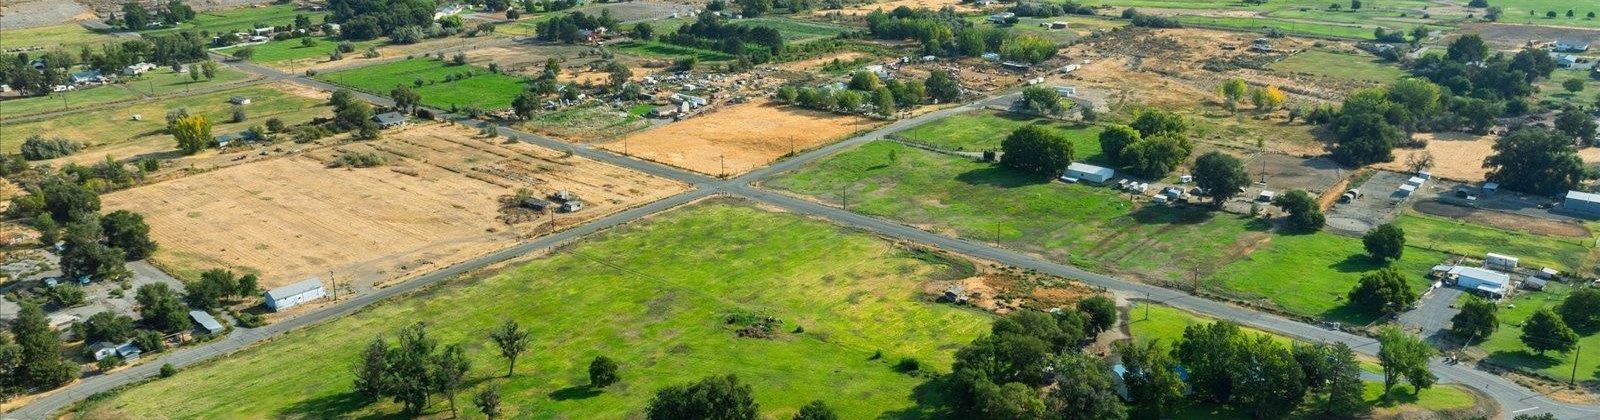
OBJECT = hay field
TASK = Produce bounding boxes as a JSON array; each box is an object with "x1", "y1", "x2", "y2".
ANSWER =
[
  {"x1": 102, "y1": 123, "x2": 686, "y2": 289},
  {"x1": 820, "y1": 0, "x2": 979, "y2": 16},
  {"x1": 603, "y1": 100, "x2": 881, "y2": 176}
]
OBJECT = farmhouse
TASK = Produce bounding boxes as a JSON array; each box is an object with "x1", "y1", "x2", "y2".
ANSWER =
[
  {"x1": 264, "y1": 278, "x2": 327, "y2": 312},
  {"x1": 373, "y1": 111, "x2": 407, "y2": 128},
  {"x1": 1557, "y1": 55, "x2": 1579, "y2": 68},
  {"x1": 123, "y1": 62, "x2": 157, "y2": 76},
  {"x1": 88, "y1": 342, "x2": 119, "y2": 361},
  {"x1": 1555, "y1": 39, "x2": 1591, "y2": 52},
  {"x1": 69, "y1": 70, "x2": 104, "y2": 86},
  {"x1": 1061, "y1": 162, "x2": 1114, "y2": 184},
  {"x1": 190, "y1": 310, "x2": 225, "y2": 335},
  {"x1": 1447, "y1": 266, "x2": 1510, "y2": 298},
  {"x1": 1563, "y1": 190, "x2": 1600, "y2": 216}
]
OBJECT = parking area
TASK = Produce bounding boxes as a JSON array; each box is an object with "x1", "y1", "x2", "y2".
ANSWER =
[
  {"x1": 1398, "y1": 285, "x2": 1464, "y2": 345},
  {"x1": 1419, "y1": 178, "x2": 1588, "y2": 224},
  {"x1": 0, "y1": 261, "x2": 187, "y2": 329},
  {"x1": 1324, "y1": 170, "x2": 1412, "y2": 235}
]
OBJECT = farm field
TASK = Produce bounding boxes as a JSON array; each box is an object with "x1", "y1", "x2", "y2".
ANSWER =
[
  {"x1": 1474, "y1": 281, "x2": 1600, "y2": 383},
  {"x1": 143, "y1": 4, "x2": 323, "y2": 35},
  {"x1": 893, "y1": 110, "x2": 1108, "y2": 164},
  {"x1": 736, "y1": 17, "x2": 855, "y2": 42},
  {"x1": 219, "y1": 36, "x2": 382, "y2": 65},
  {"x1": 1, "y1": 83, "x2": 328, "y2": 162},
  {"x1": 1204, "y1": 231, "x2": 1448, "y2": 324},
  {"x1": 767, "y1": 141, "x2": 1270, "y2": 284},
  {"x1": 0, "y1": 23, "x2": 118, "y2": 51},
  {"x1": 1394, "y1": 211, "x2": 1595, "y2": 273},
  {"x1": 611, "y1": 40, "x2": 735, "y2": 61},
  {"x1": 1483, "y1": 1, "x2": 1600, "y2": 28},
  {"x1": 1130, "y1": 303, "x2": 1480, "y2": 418},
  {"x1": 315, "y1": 58, "x2": 528, "y2": 110},
  {"x1": 515, "y1": 104, "x2": 654, "y2": 142},
  {"x1": 101, "y1": 123, "x2": 686, "y2": 288},
  {"x1": 0, "y1": 65, "x2": 251, "y2": 122},
  {"x1": 1270, "y1": 50, "x2": 1407, "y2": 84},
  {"x1": 603, "y1": 100, "x2": 881, "y2": 175},
  {"x1": 71, "y1": 201, "x2": 992, "y2": 419}
]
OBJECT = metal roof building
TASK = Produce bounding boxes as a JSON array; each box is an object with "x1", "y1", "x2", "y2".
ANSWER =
[
  {"x1": 190, "y1": 310, "x2": 225, "y2": 334},
  {"x1": 264, "y1": 278, "x2": 327, "y2": 312}
]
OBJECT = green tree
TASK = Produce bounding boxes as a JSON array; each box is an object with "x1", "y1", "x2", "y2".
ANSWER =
[
  {"x1": 1116, "y1": 340, "x2": 1184, "y2": 419},
  {"x1": 1523, "y1": 308, "x2": 1579, "y2": 355},
  {"x1": 171, "y1": 114, "x2": 213, "y2": 155},
  {"x1": 590, "y1": 355, "x2": 620, "y2": 387},
  {"x1": 634, "y1": 22, "x2": 654, "y2": 40},
  {"x1": 432, "y1": 343, "x2": 471, "y2": 417},
  {"x1": 1446, "y1": 34, "x2": 1489, "y2": 63},
  {"x1": 1118, "y1": 133, "x2": 1192, "y2": 178},
  {"x1": 1020, "y1": 86, "x2": 1063, "y2": 115},
  {"x1": 354, "y1": 337, "x2": 388, "y2": 401},
  {"x1": 390, "y1": 85, "x2": 421, "y2": 113},
  {"x1": 1377, "y1": 326, "x2": 1435, "y2": 398},
  {"x1": 1362, "y1": 223, "x2": 1405, "y2": 261},
  {"x1": 14, "y1": 303, "x2": 77, "y2": 389},
  {"x1": 1555, "y1": 106, "x2": 1598, "y2": 143},
  {"x1": 1484, "y1": 127, "x2": 1585, "y2": 195},
  {"x1": 512, "y1": 90, "x2": 540, "y2": 120},
  {"x1": 136, "y1": 283, "x2": 190, "y2": 332},
  {"x1": 1176, "y1": 321, "x2": 1243, "y2": 403},
  {"x1": 925, "y1": 71, "x2": 961, "y2": 103},
  {"x1": 1218, "y1": 78, "x2": 1247, "y2": 113},
  {"x1": 1451, "y1": 295, "x2": 1499, "y2": 341},
  {"x1": 1271, "y1": 189, "x2": 1325, "y2": 232},
  {"x1": 1000, "y1": 34, "x2": 1057, "y2": 64},
  {"x1": 793, "y1": 400, "x2": 838, "y2": 420},
  {"x1": 1347, "y1": 267, "x2": 1417, "y2": 316},
  {"x1": 1234, "y1": 335, "x2": 1306, "y2": 420},
  {"x1": 974, "y1": 381, "x2": 1048, "y2": 419},
  {"x1": 386, "y1": 323, "x2": 438, "y2": 415},
  {"x1": 1000, "y1": 125, "x2": 1074, "y2": 178},
  {"x1": 474, "y1": 384, "x2": 502, "y2": 419},
  {"x1": 849, "y1": 70, "x2": 884, "y2": 92},
  {"x1": 122, "y1": 2, "x2": 152, "y2": 29},
  {"x1": 1559, "y1": 287, "x2": 1600, "y2": 330},
  {"x1": 101, "y1": 210, "x2": 157, "y2": 260},
  {"x1": 1049, "y1": 352, "x2": 1127, "y2": 420},
  {"x1": 1097, "y1": 125, "x2": 1140, "y2": 163},
  {"x1": 1317, "y1": 342, "x2": 1368, "y2": 417},
  {"x1": 1130, "y1": 109, "x2": 1187, "y2": 136},
  {"x1": 1076, "y1": 295, "x2": 1117, "y2": 334},
  {"x1": 874, "y1": 87, "x2": 896, "y2": 116},
  {"x1": 42, "y1": 177, "x2": 101, "y2": 221},
  {"x1": 1192, "y1": 151, "x2": 1249, "y2": 205},
  {"x1": 82, "y1": 311, "x2": 136, "y2": 343},
  {"x1": 489, "y1": 319, "x2": 530, "y2": 377},
  {"x1": 646, "y1": 374, "x2": 760, "y2": 420}
]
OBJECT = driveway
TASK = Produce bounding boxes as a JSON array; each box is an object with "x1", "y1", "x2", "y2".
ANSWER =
[{"x1": 1398, "y1": 285, "x2": 1464, "y2": 345}]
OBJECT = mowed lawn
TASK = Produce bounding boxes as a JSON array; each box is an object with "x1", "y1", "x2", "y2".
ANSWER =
[
  {"x1": 1474, "y1": 282, "x2": 1600, "y2": 383},
  {"x1": 893, "y1": 110, "x2": 1108, "y2": 165},
  {"x1": 1395, "y1": 211, "x2": 1595, "y2": 273},
  {"x1": 144, "y1": 4, "x2": 323, "y2": 35},
  {"x1": 1130, "y1": 303, "x2": 1478, "y2": 418},
  {"x1": 219, "y1": 36, "x2": 385, "y2": 65},
  {"x1": 0, "y1": 68, "x2": 252, "y2": 121},
  {"x1": 77, "y1": 202, "x2": 991, "y2": 419},
  {"x1": 1, "y1": 84, "x2": 328, "y2": 158},
  {"x1": 1271, "y1": 50, "x2": 1407, "y2": 84},
  {"x1": 767, "y1": 141, "x2": 1268, "y2": 283},
  {"x1": 736, "y1": 17, "x2": 854, "y2": 42},
  {"x1": 1205, "y1": 231, "x2": 1448, "y2": 324},
  {"x1": 316, "y1": 58, "x2": 528, "y2": 109}
]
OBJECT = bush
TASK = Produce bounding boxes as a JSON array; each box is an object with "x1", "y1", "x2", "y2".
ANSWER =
[
  {"x1": 265, "y1": 118, "x2": 286, "y2": 132},
  {"x1": 19, "y1": 135, "x2": 84, "y2": 160},
  {"x1": 331, "y1": 151, "x2": 385, "y2": 168},
  {"x1": 159, "y1": 363, "x2": 177, "y2": 378},
  {"x1": 230, "y1": 105, "x2": 247, "y2": 123},
  {"x1": 894, "y1": 357, "x2": 922, "y2": 373},
  {"x1": 337, "y1": 41, "x2": 356, "y2": 53}
]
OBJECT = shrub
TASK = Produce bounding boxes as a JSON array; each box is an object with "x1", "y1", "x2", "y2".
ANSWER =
[
  {"x1": 331, "y1": 151, "x2": 385, "y2": 168},
  {"x1": 159, "y1": 363, "x2": 177, "y2": 377},
  {"x1": 19, "y1": 135, "x2": 84, "y2": 160}
]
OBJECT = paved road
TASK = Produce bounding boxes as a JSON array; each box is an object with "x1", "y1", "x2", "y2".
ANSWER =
[{"x1": 10, "y1": 59, "x2": 1598, "y2": 419}]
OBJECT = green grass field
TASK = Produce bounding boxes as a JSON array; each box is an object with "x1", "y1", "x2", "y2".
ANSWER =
[
  {"x1": 893, "y1": 110, "x2": 1108, "y2": 164},
  {"x1": 1271, "y1": 50, "x2": 1407, "y2": 84},
  {"x1": 1474, "y1": 281, "x2": 1600, "y2": 383},
  {"x1": 1131, "y1": 304, "x2": 1477, "y2": 418},
  {"x1": 516, "y1": 103, "x2": 651, "y2": 141},
  {"x1": 1533, "y1": 69, "x2": 1595, "y2": 108},
  {"x1": 1204, "y1": 232, "x2": 1448, "y2": 324},
  {"x1": 0, "y1": 68, "x2": 253, "y2": 121},
  {"x1": 1176, "y1": 15, "x2": 1388, "y2": 40},
  {"x1": 768, "y1": 141, "x2": 1268, "y2": 283},
  {"x1": 1, "y1": 84, "x2": 330, "y2": 158},
  {"x1": 611, "y1": 40, "x2": 735, "y2": 61},
  {"x1": 1484, "y1": 1, "x2": 1600, "y2": 28},
  {"x1": 1395, "y1": 211, "x2": 1595, "y2": 273},
  {"x1": 0, "y1": 23, "x2": 120, "y2": 51},
  {"x1": 144, "y1": 4, "x2": 324, "y2": 35},
  {"x1": 74, "y1": 202, "x2": 991, "y2": 418},
  {"x1": 219, "y1": 36, "x2": 385, "y2": 65},
  {"x1": 317, "y1": 58, "x2": 528, "y2": 109},
  {"x1": 737, "y1": 17, "x2": 854, "y2": 43}
]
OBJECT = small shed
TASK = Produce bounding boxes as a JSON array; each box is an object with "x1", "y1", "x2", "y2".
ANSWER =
[
  {"x1": 190, "y1": 310, "x2": 225, "y2": 334},
  {"x1": 229, "y1": 96, "x2": 252, "y2": 105},
  {"x1": 1523, "y1": 277, "x2": 1548, "y2": 291},
  {"x1": 1406, "y1": 176, "x2": 1426, "y2": 187},
  {"x1": 1397, "y1": 184, "x2": 1416, "y2": 197},
  {"x1": 1481, "y1": 182, "x2": 1499, "y2": 194},
  {"x1": 550, "y1": 190, "x2": 579, "y2": 203},
  {"x1": 1062, "y1": 162, "x2": 1114, "y2": 184},
  {"x1": 264, "y1": 278, "x2": 327, "y2": 312},
  {"x1": 1257, "y1": 190, "x2": 1276, "y2": 202},
  {"x1": 1537, "y1": 267, "x2": 1561, "y2": 279},
  {"x1": 560, "y1": 200, "x2": 584, "y2": 213},
  {"x1": 88, "y1": 342, "x2": 119, "y2": 361},
  {"x1": 213, "y1": 132, "x2": 245, "y2": 147},
  {"x1": 372, "y1": 112, "x2": 406, "y2": 128},
  {"x1": 650, "y1": 105, "x2": 678, "y2": 118},
  {"x1": 116, "y1": 343, "x2": 142, "y2": 360}
]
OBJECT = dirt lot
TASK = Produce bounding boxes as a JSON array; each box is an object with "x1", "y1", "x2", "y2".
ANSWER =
[
  {"x1": 102, "y1": 123, "x2": 686, "y2": 290},
  {"x1": 1376, "y1": 132, "x2": 1495, "y2": 182},
  {"x1": 1415, "y1": 201, "x2": 1590, "y2": 238},
  {"x1": 602, "y1": 99, "x2": 881, "y2": 175},
  {"x1": 1463, "y1": 22, "x2": 1600, "y2": 50},
  {"x1": 780, "y1": 51, "x2": 869, "y2": 72},
  {"x1": 820, "y1": 0, "x2": 982, "y2": 16}
]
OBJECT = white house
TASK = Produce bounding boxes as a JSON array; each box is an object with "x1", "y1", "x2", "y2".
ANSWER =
[
  {"x1": 264, "y1": 278, "x2": 327, "y2": 312},
  {"x1": 88, "y1": 342, "x2": 119, "y2": 361},
  {"x1": 1061, "y1": 162, "x2": 1114, "y2": 184},
  {"x1": 1449, "y1": 266, "x2": 1510, "y2": 297},
  {"x1": 123, "y1": 62, "x2": 157, "y2": 76}
]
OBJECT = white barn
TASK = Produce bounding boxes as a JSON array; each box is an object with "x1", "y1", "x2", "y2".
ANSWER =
[
  {"x1": 264, "y1": 278, "x2": 327, "y2": 312},
  {"x1": 1449, "y1": 266, "x2": 1510, "y2": 298},
  {"x1": 1061, "y1": 162, "x2": 1115, "y2": 184}
]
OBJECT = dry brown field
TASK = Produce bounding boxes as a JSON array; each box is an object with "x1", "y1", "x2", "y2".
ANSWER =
[
  {"x1": 820, "y1": 0, "x2": 980, "y2": 16},
  {"x1": 102, "y1": 123, "x2": 687, "y2": 289},
  {"x1": 601, "y1": 100, "x2": 881, "y2": 175}
]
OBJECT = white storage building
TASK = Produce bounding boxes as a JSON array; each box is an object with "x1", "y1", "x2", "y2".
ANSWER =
[
  {"x1": 1449, "y1": 266, "x2": 1510, "y2": 298},
  {"x1": 1485, "y1": 253, "x2": 1519, "y2": 269},
  {"x1": 264, "y1": 278, "x2": 327, "y2": 312},
  {"x1": 1564, "y1": 190, "x2": 1600, "y2": 217},
  {"x1": 1061, "y1": 162, "x2": 1114, "y2": 184}
]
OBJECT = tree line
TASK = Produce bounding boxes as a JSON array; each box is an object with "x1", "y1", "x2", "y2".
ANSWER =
[
  {"x1": 0, "y1": 32, "x2": 209, "y2": 96},
  {"x1": 865, "y1": 6, "x2": 1058, "y2": 64}
]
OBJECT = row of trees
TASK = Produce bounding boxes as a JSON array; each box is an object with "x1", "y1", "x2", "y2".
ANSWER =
[
  {"x1": 865, "y1": 7, "x2": 1058, "y2": 64},
  {"x1": 775, "y1": 70, "x2": 959, "y2": 116},
  {"x1": 326, "y1": 0, "x2": 439, "y2": 41},
  {"x1": 115, "y1": 0, "x2": 196, "y2": 31},
  {"x1": 0, "y1": 32, "x2": 209, "y2": 96}
]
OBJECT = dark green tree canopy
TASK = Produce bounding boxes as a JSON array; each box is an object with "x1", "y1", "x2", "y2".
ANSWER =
[
  {"x1": 1271, "y1": 190, "x2": 1325, "y2": 232},
  {"x1": 1451, "y1": 295, "x2": 1498, "y2": 341},
  {"x1": 1347, "y1": 267, "x2": 1417, "y2": 316},
  {"x1": 1522, "y1": 308, "x2": 1577, "y2": 355},
  {"x1": 1362, "y1": 223, "x2": 1405, "y2": 261},
  {"x1": 1191, "y1": 151, "x2": 1249, "y2": 204},
  {"x1": 1484, "y1": 127, "x2": 1584, "y2": 195},
  {"x1": 646, "y1": 374, "x2": 761, "y2": 420},
  {"x1": 1000, "y1": 125, "x2": 1074, "y2": 179}
]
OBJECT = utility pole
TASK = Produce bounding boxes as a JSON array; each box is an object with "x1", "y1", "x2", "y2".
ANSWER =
[
  {"x1": 1144, "y1": 292, "x2": 1150, "y2": 321},
  {"x1": 720, "y1": 154, "x2": 726, "y2": 178},
  {"x1": 1574, "y1": 345, "x2": 1583, "y2": 386},
  {"x1": 328, "y1": 270, "x2": 337, "y2": 300}
]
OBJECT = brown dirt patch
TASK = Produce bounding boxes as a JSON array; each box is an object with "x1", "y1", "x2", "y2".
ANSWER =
[
  {"x1": 1375, "y1": 132, "x2": 1494, "y2": 182},
  {"x1": 780, "y1": 51, "x2": 869, "y2": 72},
  {"x1": 1413, "y1": 201, "x2": 1590, "y2": 238},
  {"x1": 603, "y1": 99, "x2": 882, "y2": 175},
  {"x1": 819, "y1": 0, "x2": 981, "y2": 16},
  {"x1": 103, "y1": 123, "x2": 686, "y2": 289},
  {"x1": 1462, "y1": 22, "x2": 1600, "y2": 50}
]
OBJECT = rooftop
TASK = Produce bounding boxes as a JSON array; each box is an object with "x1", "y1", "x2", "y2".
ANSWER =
[
  {"x1": 1567, "y1": 190, "x2": 1600, "y2": 203},
  {"x1": 266, "y1": 277, "x2": 324, "y2": 301}
]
